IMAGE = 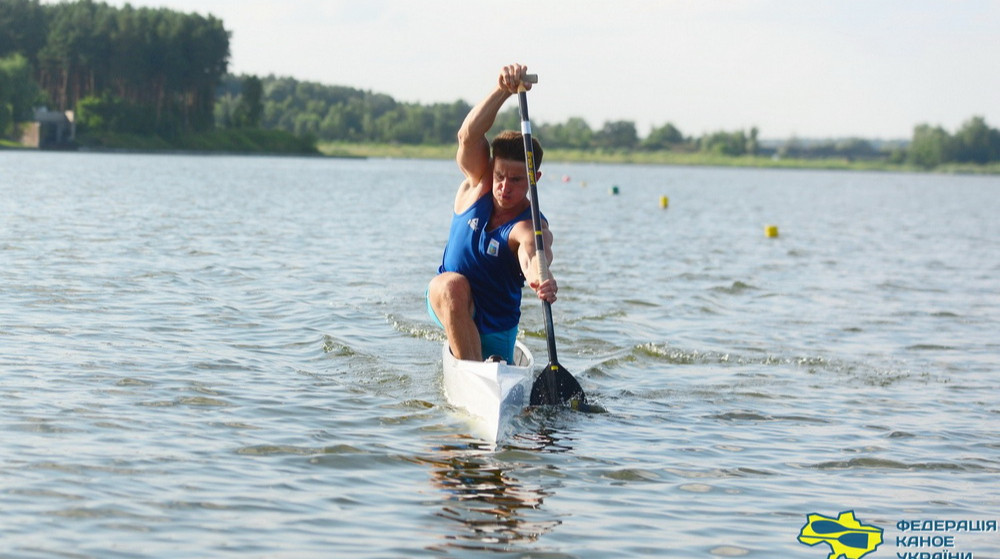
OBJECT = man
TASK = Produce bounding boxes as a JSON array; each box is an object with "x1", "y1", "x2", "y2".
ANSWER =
[{"x1": 427, "y1": 63, "x2": 557, "y2": 363}]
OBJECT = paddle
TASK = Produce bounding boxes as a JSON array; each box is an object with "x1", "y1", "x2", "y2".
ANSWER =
[
  {"x1": 809, "y1": 520, "x2": 882, "y2": 535},
  {"x1": 800, "y1": 533, "x2": 871, "y2": 549},
  {"x1": 801, "y1": 519, "x2": 882, "y2": 550},
  {"x1": 515, "y1": 75, "x2": 589, "y2": 410}
]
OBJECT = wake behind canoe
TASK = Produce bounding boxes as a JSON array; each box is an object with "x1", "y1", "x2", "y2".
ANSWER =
[{"x1": 441, "y1": 341, "x2": 536, "y2": 443}]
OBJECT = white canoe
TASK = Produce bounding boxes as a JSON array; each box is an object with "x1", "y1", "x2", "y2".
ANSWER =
[{"x1": 442, "y1": 341, "x2": 536, "y2": 443}]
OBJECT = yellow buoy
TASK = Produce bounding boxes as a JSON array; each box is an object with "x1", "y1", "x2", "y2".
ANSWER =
[
  {"x1": 659, "y1": 195, "x2": 669, "y2": 209},
  {"x1": 765, "y1": 225, "x2": 779, "y2": 238}
]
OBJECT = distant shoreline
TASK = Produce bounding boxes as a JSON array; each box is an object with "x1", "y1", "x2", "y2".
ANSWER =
[
  {"x1": 317, "y1": 142, "x2": 1000, "y2": 175},
  {"x1": 5, "y1": 140, "x2": 997, "y2": 174}
]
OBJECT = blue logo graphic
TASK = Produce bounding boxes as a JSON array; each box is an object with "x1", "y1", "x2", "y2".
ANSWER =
[{"x1": 798, "y1": 510, "x2": 884, "y2": 559}]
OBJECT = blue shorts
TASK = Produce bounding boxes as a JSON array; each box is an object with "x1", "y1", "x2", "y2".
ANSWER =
[{"x1": 426, "y1": 290, "x2": 517, "y2": 363}]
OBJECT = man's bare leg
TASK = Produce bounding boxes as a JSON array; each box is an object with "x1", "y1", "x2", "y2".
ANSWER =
[{"x1": 428, "y1": 272, "x2": 482, "y2": 361}]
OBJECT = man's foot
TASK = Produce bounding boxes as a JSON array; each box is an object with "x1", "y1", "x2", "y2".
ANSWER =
[{"x1": 486, "y1": 355, "x2": 505, "y2": 363}]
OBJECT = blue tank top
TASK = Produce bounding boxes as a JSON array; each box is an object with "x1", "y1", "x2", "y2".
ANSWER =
[{"x1": 438, "y1": 194, "x2": 541, "y2": 334}]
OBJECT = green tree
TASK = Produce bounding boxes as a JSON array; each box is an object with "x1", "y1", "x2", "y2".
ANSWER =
[
  {"x1": 700, "y1": 129, "x2": 748, "y2": 156},
  {"x1": 425, "y1": 100, "x2": 469, "y2": 144},
  {"x1": 747, "y1": 126, "x2": 759, "y2": 156},
  {"x1": 641, "y1": 122, "x2": 684, "y2": 150},
  {"x1": 0, "y1": 0, "x2": 47, "y2": 62},
  {"x1": 908, "y1": 124, "x2": 953, "y2": 168},
  {"x1": 32, "y1": 1, "x2": 229, "y2": 135},
  {"x1": 231, "y1": 75, "x2": 263, "y2": 128},
  {"x1": 835, "y1": 138, "x2": 876, "y2": 159},
  {"x1": 561, "y1": 117, "x2": 595, "y2": 149},
  {"x1": 595, "y1": 120, "x2": 638, "y2": 149},
  {"x1": 372, "y1": 105, "x2": 422, "y2": 143},
  {"x1": 537, "y1": 117, "x2": 594, "y2": 149},
  {"x1": 952, "y1": 116, "x2": 1000, "y2": 164},
  {"x1": 0, "y1": 53, "x2": 41, "y2": 134}
]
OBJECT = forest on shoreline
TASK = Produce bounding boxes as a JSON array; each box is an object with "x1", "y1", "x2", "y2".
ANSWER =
[{"x1": 2, "y1": 0, "x2": 999, "y2": 171}]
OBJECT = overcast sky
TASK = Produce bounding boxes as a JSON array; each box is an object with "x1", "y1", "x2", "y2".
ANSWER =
[{"x1": 82, "y1": 0, "x2": 999, "y2": 139}]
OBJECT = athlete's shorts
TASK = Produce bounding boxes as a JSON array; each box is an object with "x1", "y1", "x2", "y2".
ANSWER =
[{"x1": 426, "y1": 290, "x2": 517, "y2": 363}]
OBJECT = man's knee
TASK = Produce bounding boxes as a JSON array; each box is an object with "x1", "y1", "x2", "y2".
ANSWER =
[
  {"x1": 428, "y1": 272, "x2": 475, "y2": 320},
  {"x1": 429, "y1": 273, "x2": 474, "y2": 314}
]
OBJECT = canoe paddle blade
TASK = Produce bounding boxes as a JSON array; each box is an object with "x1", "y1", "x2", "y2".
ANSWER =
[{"x1": 530, "y1": 362, "x2": 591, "y2": 410}]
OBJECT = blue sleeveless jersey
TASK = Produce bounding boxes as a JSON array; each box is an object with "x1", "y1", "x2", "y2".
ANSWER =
[{"x1": 438, "y1": 194, "x2": 540, "y2": 334}]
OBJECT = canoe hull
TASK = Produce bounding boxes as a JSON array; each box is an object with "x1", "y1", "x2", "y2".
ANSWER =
[{"x1": 442, "y1": 341, "x2": 535, "y2": 443}]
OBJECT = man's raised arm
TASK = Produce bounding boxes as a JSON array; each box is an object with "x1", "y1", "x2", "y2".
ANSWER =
[{"x1": 455, "y1": 64, "x2": 530, "y2": 189}]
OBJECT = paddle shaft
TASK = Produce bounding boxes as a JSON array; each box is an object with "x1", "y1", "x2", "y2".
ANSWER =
[
  {"x1": 810, "y1": 520, "x2": 882, "y2": 534},
  {"x1": 516, "y1": 75, "x2": 591, "y2": 409},
  {"x1": 516, "y1": 82, "x2": 559, "y2": 367},
  {"x1": 802, "y1": 533, "x2": 870, "y2": 549}
]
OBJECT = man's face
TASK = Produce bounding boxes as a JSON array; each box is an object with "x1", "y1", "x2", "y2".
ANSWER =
[{"x1": 491, "y1": 158, "x2": 534, "y2": 209}]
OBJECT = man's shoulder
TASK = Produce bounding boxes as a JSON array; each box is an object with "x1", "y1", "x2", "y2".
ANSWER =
[
  {"x1": 506, "y1": 216, "x2": 536, "y2": 242},
  {"x1": 454, "y1": 179, "x2": 490, "y2": 214}
]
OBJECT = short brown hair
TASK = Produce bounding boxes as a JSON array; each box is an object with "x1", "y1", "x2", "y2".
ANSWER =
[{"x1": 491, "y1": 130, "x2": 543, "y2": 168}]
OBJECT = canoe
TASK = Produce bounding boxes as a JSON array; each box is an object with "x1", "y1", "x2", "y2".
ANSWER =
[{"x1": 442, "y1": 341, "x2": 536, "y2": 443}]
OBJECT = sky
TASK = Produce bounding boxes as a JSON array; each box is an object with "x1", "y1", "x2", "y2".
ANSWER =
[{"x1": 70, "y1": 0, "x2": 1000, "y2": 140}]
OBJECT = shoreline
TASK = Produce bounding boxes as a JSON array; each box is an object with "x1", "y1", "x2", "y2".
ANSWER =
[
  {"x1": 317, "y1": 142, "x2": 1000, "y2": 175},
  {"x1": 5, "y1": 140, "x2": 997, "y2": 174}
]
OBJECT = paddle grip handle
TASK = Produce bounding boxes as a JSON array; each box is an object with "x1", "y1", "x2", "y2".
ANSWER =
[
  {"x1": 517, "y1": 75, "x2": 538, "y2": 93},
  {"x1": 537, "y1": 248, "x2": 552, "y2": 282}
]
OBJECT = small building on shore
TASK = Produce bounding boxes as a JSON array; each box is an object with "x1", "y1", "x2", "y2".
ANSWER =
[{"x1": 20, "y1": 108, "x2": 76, "y2": 149}]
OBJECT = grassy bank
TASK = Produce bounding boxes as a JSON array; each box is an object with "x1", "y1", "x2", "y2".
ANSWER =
[
  {"x1": 318, "y1": 142, "x2": 453, "y2": 159},
  {"x1": 77, "y1": 128, "x2": 319, "y2": 155},
  {"x1": 318, "y1": 142, "x2": 1000, "y2": 174},
  {"x1": 0, "y1": 138, "x2": 29, "y2": 149},
  {"x1": 10, "y1": 134, "x2": 997, "y2": 174}
]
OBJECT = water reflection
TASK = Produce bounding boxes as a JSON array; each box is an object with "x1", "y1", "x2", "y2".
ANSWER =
[{"x1": 419, "y1": 435, "x2": 566, "y2": 554}]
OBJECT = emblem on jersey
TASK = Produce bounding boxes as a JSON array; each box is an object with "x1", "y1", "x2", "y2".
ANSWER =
[
  {"x1": 467, "y1": 218, "x2": 479, "y2": 231},
  {"x1": 487, "y1": 238, "x2": 500, "y2": 256}
]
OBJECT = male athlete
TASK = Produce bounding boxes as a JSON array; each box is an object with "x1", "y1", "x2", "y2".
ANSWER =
[{"x1": 427, "y1": 63, "x2": 556, "y2": 363}]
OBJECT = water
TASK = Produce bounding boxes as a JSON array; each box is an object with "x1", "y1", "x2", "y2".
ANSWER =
[{"x1": 2, "y1": 151, "x2": 998, "y2": 558}]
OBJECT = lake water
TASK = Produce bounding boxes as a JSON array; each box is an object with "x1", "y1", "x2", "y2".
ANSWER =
[{"x1": 2, "y1": 151, "x2": 998, "y2": 558}]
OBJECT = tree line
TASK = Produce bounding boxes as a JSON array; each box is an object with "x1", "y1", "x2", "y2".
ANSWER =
[
  {"x1": 1, "y1": 0, "x2": 228, "y2": 137},
  {"x1": 221, "y1": 73, "x2": 748, "y2": 152},
  {"x1": 229, "y1": 74, "x2": 1000, "y2": 166},
  {"x1": 2, "y1": 0, "x2": 998, "y2": 166},
  {"x1": 907, "y1": 117, "x2": 1000, "y2": 168}
]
